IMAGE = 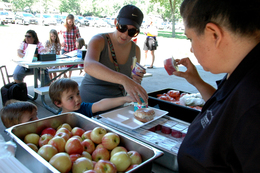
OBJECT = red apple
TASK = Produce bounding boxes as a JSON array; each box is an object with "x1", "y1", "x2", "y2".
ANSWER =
[
  {"x1": 82, "y1": 151, "x2": 92, "y2": 161},
  {"x1": 110, "y1": 146, "x2": 127, "y2": 157},
  {"x1": 161, "y1": 126, "x2": 171, "y2": 134},
  {"x1": 71, "y1": 127, "x2": 85, "y2": 137},
  {"x1": 57, "y1": 123, "x2": 72, "y2": 131},
  {"x1": 91, "y1": 127, "x2": 107, "y2": 144},
  {"x1": 65, "y1": 137, "x2": 84, "y2": 155},
  {"x1": 92, "y1": 147, "x2": 110, "y2": 162},
  {"x1": 55, "y1": 132, "x2": 70, "y2": 142},
  {"x1": 48, "y1": 136, "x2": 66, "y2": 152},
  {"x1": 70, "y1": 154, "x2": 82, "y2": 164},
  {"x1": 49, "y1": 152, "x2": 72, "y2": 173},
  {"x1": 39, "y1": 134, "x2": 53, "y2": 147},
  {"x1": 72, "y1": 157, "x2": 93, "y2": 173},
  {"x1": 24, "y1": 133, "x2": 40, "y2": 146},
  {"x1": 110, "y1": 151, "x2": 131, "y2": 172},
  {"x1": 71, "y1": 135, "x2": 83, "y2": 142},
  {"x1": 101, "y1": 132, "x2": 120, "y2": 150},
  {"x1": 82, "y1": 139, "x2": 96, "y2": 154},
  {"x1": 26, "y1": 143, "x2": 38, "y2": 152},
  {"x1": 56, "y1": 127, "x2": 72, "y2": 138},
  {"x1": 127, "y1": 151, "x2": 142, "y2": 165},
  {"x1": 41, "y1": 127, "x2": 56, "y2": 136},
  {"x1": 171, "y1": 129, "x2": 182, "y2": 138},
  {"x1": 125, "y1": 164, "x2": 139, "y2": 171},
  {"x1": 94, "y1": 160, "x2": 117, "y2": 173},
  {"x1": 96, "y1": 144, "x2": 105, "y2": 150},
  {"x1": 82, "y1": 130, "x2": 92, "y2": 140},
  {"x1": 38, "y1": 144, "x2": 58, "y2": 161}
]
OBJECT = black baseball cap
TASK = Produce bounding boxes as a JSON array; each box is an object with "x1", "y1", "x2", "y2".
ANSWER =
[{"x1": 117, "y1": 5, "x2": 144, "y2": 29}]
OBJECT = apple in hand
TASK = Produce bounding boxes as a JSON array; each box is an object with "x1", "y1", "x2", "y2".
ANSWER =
[
  {"x1": 125, "y1": 164, "x2": 139, "y2": 171},
  {"x1": 101, "y1": 132, "x2": 120, "y2": 150},
  {"x1": 48, "y1": 136, "x2": 66, "y2": 152},
  {"x1": 24, "y1": 133, "x2": 40, "y2": 146},
  {"x1": 82, "y1": 130, "x2": 92, "y2": 140},
  {"x1": 49, "y1": 152, "x2": 72, "y2": 173},
  {"x1": 71, "y1": 127, "x2": 85, "y2": 137},
  {"x1": 57, "y1": 123, "x2": 72, "y2": 131},
  {"x1": 94, "y1": 160, "x2": 117, "y2": 173},
  {"x1": 92, "y1": 147, "x2": 110, "y2": 162},
  {"x1": 27, "y1": 143, "x2": 38, "y2": 152},
  {"x1": 82, "y1": 139, "x2": 96, "y2": 154},
  {"x1": 82, "y1": 151, "x2": 92, "y2": 161},
  {"x1": 55, "y1": 132, "x2": 70, "y2": 142},
  {"x1": 65, "y1": 137, "x2": 84, "y2": 155},
  {"x1": 110, "y1": 151, "x2": 131, "y2": 172},
  {"x1": 72, "y1": 157, "x2": 93, "y2": 173},
  {"x1": 91, "y1": 127, "x2": 107, "y2": 144},
  {"x1": 39, "y1": 134, "x2": 53, "y2": 147},
  {"x1": 127, "y1": 151, "x2": 142, "y2": 165},
  {"x1": 56, "y1": 127, "x2": 72, "y2": 138},
  {"x1": 38, "y1": 144, "x2": 58, "y2": 161},
  {"x1": 110, "y1": 146, "x2": 127, "y2": 157},
  {"x1": 41, "y1": 127, "x2": 56, "y2": 136}
]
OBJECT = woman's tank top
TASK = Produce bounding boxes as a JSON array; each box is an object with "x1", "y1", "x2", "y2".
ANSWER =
[{"x1": 80, "y1": 33, "x2": 136, "y2": 103}]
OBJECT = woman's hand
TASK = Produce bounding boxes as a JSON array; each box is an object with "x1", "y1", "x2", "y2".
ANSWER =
[
  {"x1": 122, "y1": 77, "x2": 148, "y2": 104},
  {"x1": 132, "y1": 70, "x2": 146, "y2": 84},
  {"x1": 173, "y1": 57, "x2": 202, "y2": 86}
]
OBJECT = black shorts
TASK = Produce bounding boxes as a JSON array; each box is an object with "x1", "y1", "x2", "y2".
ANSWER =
[{"x1": 143, "y1": 37, "x2": 157, "y2": 51}]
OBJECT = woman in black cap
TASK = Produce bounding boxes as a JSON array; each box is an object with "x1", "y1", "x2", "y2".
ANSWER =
[{"x1": 80, "y1": 5, "x2": 148, "y2": 105}]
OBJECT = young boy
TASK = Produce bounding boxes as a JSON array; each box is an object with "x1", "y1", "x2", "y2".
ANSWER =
[
  {"x1": 49, "y1": 78, "x2": 133, "y2": 117},
  {"x1": 1, "y1": 100, "x2": 38, "y2": 128}
]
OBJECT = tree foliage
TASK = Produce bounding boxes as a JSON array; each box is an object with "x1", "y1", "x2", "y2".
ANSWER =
[{"x1": 12, "y1": 0, "x2": 36, "y2": 12}]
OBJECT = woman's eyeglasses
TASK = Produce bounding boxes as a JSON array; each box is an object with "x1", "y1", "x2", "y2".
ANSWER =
[
  {"x1": 116, "y1": 23, "x2": 139, "y2": 37},
  {"x1": 25, "y1": 35, "x2": 32, "y2": 38}
]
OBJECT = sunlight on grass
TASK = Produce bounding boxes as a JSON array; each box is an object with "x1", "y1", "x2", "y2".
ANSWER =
[{"x1": 140, "y1": 30, "x2": 186, "y2": 39}]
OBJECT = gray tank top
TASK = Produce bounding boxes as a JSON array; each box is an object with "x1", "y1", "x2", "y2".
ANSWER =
[{"x1": 80, "y1": 33, "x2": 135, "y2": 103}]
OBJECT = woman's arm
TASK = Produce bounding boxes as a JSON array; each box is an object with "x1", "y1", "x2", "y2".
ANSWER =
[
  {"x1": 84, "y1": 35, "x2": 148, "y2": 104},
  {"x1": 173, "y1": 58, "x2": 216, "y2": 101},
  {"x1": 17, "y1": 49, "x2": 24, "y2": 58},
  {"x1": 92, "y1": 96, "x2": 133, "y2": 113}
]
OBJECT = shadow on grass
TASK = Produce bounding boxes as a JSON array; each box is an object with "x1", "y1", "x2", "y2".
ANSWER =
[{"x1": 140, "y1": 30, "x2": 186, "y2": 39}]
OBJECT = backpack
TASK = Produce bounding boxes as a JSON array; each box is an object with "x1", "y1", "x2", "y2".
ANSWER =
[{"x1": 1, "y1": 82, "x2": 28, "y2": 106}]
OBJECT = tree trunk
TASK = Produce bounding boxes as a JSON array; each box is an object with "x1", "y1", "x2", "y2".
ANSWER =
[{"x1": 169, "y1": 0, "x2": 176, "y2": 37}]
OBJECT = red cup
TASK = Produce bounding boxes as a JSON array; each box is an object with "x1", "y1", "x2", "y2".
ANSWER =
[{"x1": 164, "y1": 57, "x2": 178, "y2": 75}]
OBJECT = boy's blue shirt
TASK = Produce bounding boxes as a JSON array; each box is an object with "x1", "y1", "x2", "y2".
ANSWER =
[{"x1": 58, "y1": 102, "x2": 93, "y2": 118}]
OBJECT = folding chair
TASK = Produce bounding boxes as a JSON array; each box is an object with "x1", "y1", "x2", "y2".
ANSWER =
[{"x1": 0, "y1": 65, "x2": 13, "y2": 86}]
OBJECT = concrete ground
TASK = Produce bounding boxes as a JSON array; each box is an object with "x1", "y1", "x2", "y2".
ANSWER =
[{"x1": 0, "y1": 24, "x2": 225, "y2": 172}]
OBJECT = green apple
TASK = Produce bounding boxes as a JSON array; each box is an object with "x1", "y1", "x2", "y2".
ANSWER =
[
  {"x1": 38, "y1": 144, "x2": 58, "y2": 161},
  {"x1": 110, "y1": 146, "x2": 127, "y2": 157},
  {"x1": 49, "y1": 152, "x2": 72, "y2": 173},
  {"x1": 24, "y1": 133, "x2": 40, "y2": 146},
  {"x1": 110, "y1": 151, "x2": 131, "y2": 172},
  {"x1": 72, "y1": 157, "x2": 93, "y2": 173}
]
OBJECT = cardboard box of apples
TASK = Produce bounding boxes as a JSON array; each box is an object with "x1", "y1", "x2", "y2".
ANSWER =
[{"x1": 5, "y1": 112, "x2": 164, "y2": 173}]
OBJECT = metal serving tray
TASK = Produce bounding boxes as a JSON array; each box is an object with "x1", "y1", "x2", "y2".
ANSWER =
[
  {"x1": 148, "y1": 88, "x2": 200, "y2": 123},
  {"x1": 5, "y1": 112, "x2": 164, "y2": 173}
]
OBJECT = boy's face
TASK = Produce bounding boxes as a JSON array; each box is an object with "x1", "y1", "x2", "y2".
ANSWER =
[
  {"x1": 57, "y1": 88, "x2": 82, "y2": 113},
  {"x1": 20, "y1": 109, "x2": 38, "y2": 124}
]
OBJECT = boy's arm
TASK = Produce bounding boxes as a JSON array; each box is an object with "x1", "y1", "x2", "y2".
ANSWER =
[{"x1": 92, "y1": 96, "x2": 133, "y2": 113}]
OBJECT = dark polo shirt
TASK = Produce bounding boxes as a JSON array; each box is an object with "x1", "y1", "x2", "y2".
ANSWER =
[{"x1": 178, "y1": 43, "x2": 260, "y2": 173}]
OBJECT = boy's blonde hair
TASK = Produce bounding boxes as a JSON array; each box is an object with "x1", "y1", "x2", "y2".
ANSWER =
[
  {"x1": 49, "y1": 78, "x2": 79, "y2": 106},
  {"x1": 0, "y1": 100, "x2": 37, "y2": 128}
]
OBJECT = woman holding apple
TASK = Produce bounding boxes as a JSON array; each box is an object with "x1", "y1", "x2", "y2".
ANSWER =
[{"x1": 176, "y1": 0, "x2": 260, "y2": 172}]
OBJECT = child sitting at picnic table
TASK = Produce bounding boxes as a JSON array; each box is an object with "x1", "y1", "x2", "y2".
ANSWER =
[
  {"x1": 0, "y1": 100, "x2": 38, "y2": 128},
  {"x1": 49, "y1": 78, "x2": 133, "y2": 117}
]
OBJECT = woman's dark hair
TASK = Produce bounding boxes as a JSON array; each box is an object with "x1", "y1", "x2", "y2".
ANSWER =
[
  {"x1": 65, "y1": 14, "x2": 75, "y2": 31},
  {"x1": 23, "y1": 30, "x2": 39, "y2": 44},
  {"x1": 180, "y1": 0, "x2": 260, "y2": 38}
]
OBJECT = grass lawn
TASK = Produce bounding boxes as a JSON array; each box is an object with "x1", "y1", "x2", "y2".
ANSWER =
[{"x1": 140, "y1": 30, "x2": 186, "y2": 39}]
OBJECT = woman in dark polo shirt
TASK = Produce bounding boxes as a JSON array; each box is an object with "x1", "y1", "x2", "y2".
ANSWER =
[{"x1": 174, "y1": 0, "x2": 260, "y2": 172}]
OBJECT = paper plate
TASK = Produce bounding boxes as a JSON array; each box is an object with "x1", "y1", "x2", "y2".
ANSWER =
[{"x1": 99, "y1": 105, "x2": 168, "y2": 129}]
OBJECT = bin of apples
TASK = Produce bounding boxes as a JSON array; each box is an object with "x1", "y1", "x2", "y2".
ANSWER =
[{"x1": 23, "y1": 123, "x2": 143, "y2": 173}]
